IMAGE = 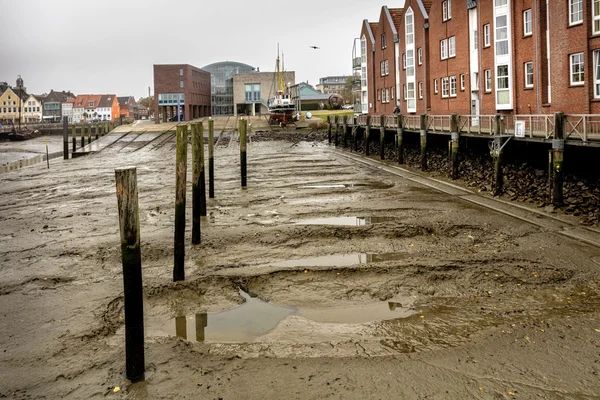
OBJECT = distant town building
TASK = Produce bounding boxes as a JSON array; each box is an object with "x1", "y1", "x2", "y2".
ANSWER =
[
  {"x1": 232, "y1": 71, "x2": 295, "y2": 116},
  {"x1": 201, "y1": 61, "x2": 255, "y2": 116},
  {"x1": 39, "y1": 90, "x2": 75, "y2": 122},
  {"x1": 316, "y1": 76, "x2": 351, "y2": 94},
  {"x1": 118, "y1": 96, "x2": 136, "y2": 120},
  {"x1": 0, "y1": 77, "x2": 30, "y2": 124},
  {"x1": 290, "y1": 82, "x2": 332, "y2": 110},
  {"x1": 72, "y1": 94, "x2": 120, "y2": 123},
  {"x1": 153, "y1": 64, "x2": 211, "y2": 123},
  {"x1": 62, "y1": 98, "x2": 75, "y2": 123},
  {"x1": 22, "y1": 94, "x2": 43, "y2": 123}
]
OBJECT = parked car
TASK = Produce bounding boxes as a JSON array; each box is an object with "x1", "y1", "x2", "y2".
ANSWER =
[{"x1": 342, "y1": 104, "x2": 354, "y2": 110}]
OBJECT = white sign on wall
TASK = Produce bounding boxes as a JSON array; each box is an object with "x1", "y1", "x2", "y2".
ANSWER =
[{"x1": 514, "y1": 120, "x2": 525, "y2": 138}]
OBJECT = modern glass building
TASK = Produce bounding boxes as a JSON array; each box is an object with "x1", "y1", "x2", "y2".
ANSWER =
[{"x1": 201, "y1": 61, "x2": 255, "y2": 116}]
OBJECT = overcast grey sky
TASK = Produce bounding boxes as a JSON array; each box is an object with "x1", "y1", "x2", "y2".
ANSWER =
[{"x1": 0, "y1": 0, "x2": 390, "y2": 99}]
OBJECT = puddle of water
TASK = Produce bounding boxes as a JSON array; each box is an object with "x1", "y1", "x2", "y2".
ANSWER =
[
  {"x1": 295, "y1": 216, "x2": 396, "y2": 226},
  {"x1": 265, "y1": 253, "x2": 405, "y2": 268},
  {"x1": 298, "y1": 182, "x2": 392, "y2": 189},
  {"x1": 160, "y1": 290, "x2": 414, "y2": 343}
]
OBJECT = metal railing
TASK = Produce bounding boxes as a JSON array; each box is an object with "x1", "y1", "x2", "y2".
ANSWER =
[
  {"x1": 427, "y1": 115, "x2": 451, "y2": 132},
  {"x1": 564, "y1": 114, "x2": 600, "y2": 143}
]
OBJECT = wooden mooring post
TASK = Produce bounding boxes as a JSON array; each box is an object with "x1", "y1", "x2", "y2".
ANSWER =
[
  {"x1": 450, "y1": 114, "x2": 460, "y2": 180},
  {"x1": 208, "y1": 118, "x2": 215, "y2": 199},
  {"x1": 191, "y1": 122, "x2": 205, "y2": 245},
  {"x1": 551, "y1": 112, "x2": 565, "y2": 207},
  {"x1": 63, "y1": 117, "x2": 69, "y2": 160},
  {"x1": 114, "y1": 166, "x2": 145, "y2": 382},
  {"x1": 420, "y1": 114, "x2": 428, "y2": 171},
  {"x1": 80, "y1": 124, "x2": 85, "y2": 148},
  {"x1": 364, "y1": 115, "x2": 371, "y2": 156},
  {"x1": 492, "y1": 114, "x2": 505, "y2": 196},
  {"x1": 396, "y1": 115, "x2": 404, "y2": 164},
  {"x1": 342, "y1": 115, "x2": 348, "y2": 148},
  {"x1": 327, "y1": 116, "x2": 332, "y2": 144},
  {"x1": 239, "y1": 118, "x2": 247, "y2": 188},
  {"x1": 95, "y1": 123, "x2": 99, "y2": 141},
  {"x1": 379, "y1": 115, "x2": 385, "y2": 160},
  {"x1": 72, "y1": 124, "x2": 77, "y2": 153},
  {"x1": 87, "y1": 124, "x2": 91, "y2": 145},
  {"x1": 352, "y1": 115, "x2": 358, "y2": 152},
  {"x1": 174, "y1": 125, "x2": 188, "y2": 282},
  {"x1": 334, "y1": 116, "x2": 339, "y2": 147}
]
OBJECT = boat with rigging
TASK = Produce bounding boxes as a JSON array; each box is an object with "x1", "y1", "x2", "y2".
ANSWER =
[{"x1": 267, "y1": 47, "x2": 298, "y2": 127}]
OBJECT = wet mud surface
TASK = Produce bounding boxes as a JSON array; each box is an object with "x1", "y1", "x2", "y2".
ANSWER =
[{"x1": 1, "y1": 130, "x2": 600, "y2": 399}]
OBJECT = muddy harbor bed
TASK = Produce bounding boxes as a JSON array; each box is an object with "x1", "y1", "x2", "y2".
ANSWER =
[{"x1": 1, "y1": 130, "x2": 600, "y2": 399}]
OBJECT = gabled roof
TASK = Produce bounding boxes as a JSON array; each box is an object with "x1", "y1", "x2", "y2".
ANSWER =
[
  {"x1": 417, "y1": 0, "x2": 432, "y2": 19},
  {"x1": 73, "y1": 94, "x2": 102, "y2": 109},
  {"x1": 383, "y1": 6, "x2": 402, "y2": 43},
  {"x1": 117, "y1": 96, "x2": 130, "y2": 105},
  {"x1": 44, "y1": 90, "x2": 75, "y2": 103},
  {"x1": 362, "y1": 20, "x2": 376, "y2": 52},
  {"x1": 99, "y1": 95, "x2": 117, "y2": 108}
]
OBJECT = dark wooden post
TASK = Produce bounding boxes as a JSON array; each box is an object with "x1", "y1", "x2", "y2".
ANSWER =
[
  {"x1": 552, "y1": 112, "x2": 565, "y2": 207},
  {"x1": 420, "y1": 114, "x2": 428, "y2": 171},
  {"x1": 87, "y1": 124, "x2": 91, "y2": 145},
  {"x1": 492, "y1": 114, "x2": 505, "y2": 196},
  {"x1": 352, "y1": 115, "x2": 358, "y2": 152},
  {"x1": 192, "y1": 123, "x2": 203, "y2": 245},
  {"x1": 114, "y1": 167, "x2": 145, "y2": 382},
  {"x1": 95, "y1": 123, "x2": 99, "y2": 140},
  {"x1": 450, "y1": 114, "x2": 459, "y2": 180},
  {"x1": 342, "y1": 115, "x2": 348, "y2": 147},
  {"x1": 72, "y1": 124, "x2": 77, "y2": 153},
  {"x1": 195, "y1": 313, "x2": 207, "y2": 342},
  {"x1": 396, "y1": 115, "x2": 404, "y2": 164},
  {"x1": 174, "y1": 125, "x2": 187, "y2": 282},
  {"x1": 327, "y1": 116, "x2": 332, "y2": 144},
  {"x1": 239, "y1": 118, "x2": 247, "y2": 188},
  {"x1": 379, "y1": 115, "x2": 385, "y2": 160},
  {"x1": 63, "y1": 117, "x2": 69, "y2": 160},
  {"x1": 208, "y1": 118, "x2": 215, "y2": 199},
  {"x1": 80, "y1": 124, "x2": 85, "y2": 147},
  {"x1": 334, "y1": 115, "x2": 339, "y2": 147},
  {"x1": 365, "y1": 115, "x2": 371, "y2": 156}
]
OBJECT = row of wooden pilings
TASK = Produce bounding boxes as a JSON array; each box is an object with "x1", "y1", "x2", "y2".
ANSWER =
[
  {"x1": 113, "y1": 118, "x2": 248, "y2": 382},
  {"x1": 327, "y1": 112, "x2": 566, "y2": 208},
  {"x1": 60, "y1": 116, "x2": 123, "y2": 159}
]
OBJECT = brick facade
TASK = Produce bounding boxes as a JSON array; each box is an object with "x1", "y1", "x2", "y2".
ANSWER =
[
  {"x1": 360, "y1": 0, "x2": 600, "y2": 117},
  {"x1": 153, "y1": 64, "x2": 211, "y2": 123}
]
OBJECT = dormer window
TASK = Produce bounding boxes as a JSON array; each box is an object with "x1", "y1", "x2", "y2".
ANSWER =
[{"x1": 88, "y1": 102, "x2": 95, "y2": 107}]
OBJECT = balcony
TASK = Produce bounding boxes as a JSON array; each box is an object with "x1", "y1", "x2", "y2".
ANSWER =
[{"x1": 352, "y1": 57, "x2": 361, "y2": 69}]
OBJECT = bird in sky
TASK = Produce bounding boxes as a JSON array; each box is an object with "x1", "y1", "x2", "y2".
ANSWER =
[{"x1": 309, "y1": 46, "x2": 320, "y2": 50}]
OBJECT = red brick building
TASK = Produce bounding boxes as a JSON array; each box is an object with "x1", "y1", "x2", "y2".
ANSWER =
[
  {"x1": 153, "y1": 64, "x2": 211, "y2": 123},
  {"x1": 358, "y1": 0, "x2": 600, "y2": 117}
]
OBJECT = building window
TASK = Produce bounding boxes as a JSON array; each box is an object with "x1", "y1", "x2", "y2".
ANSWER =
[
  {"x1": 381, "y1": 32, "x2": 387, "y2": 49},
  {"x1": 525, "y1": 62, "x2": 534, "y2": 88},
  {"x1": 180, "y1": 80, "x2": 184, "y2": 88},
  {"x1": 385, "y1": 60, "x2": 389, "y2": 75},
  {"x1": 523, "y1": 9, "x2": 532, "y2": 36},
  {"x1": 406, "y1": 8, "x2": 414, "y2": 45},
  {"x1": 496, "y1": 0, "x2": 507, "y2": 5},
  {"x1": 403, "y1": 85, "x2": 407, "y2": 100},
  {"x1": 443, "y1": 1, "x2": 449, "y2": 21},
  {"x1": 381, "y1": 61, "x2": 385, "y2": 76},
  {"x1": 403, "y1": 54, "x2": 406, "y2": 69},
  {"x1": 484, "y1": 24, "x2": 491, "y2": 47},
  {"x1": 361, "y1": 36, "x2": 367, "y2": 63},
  {"x1": 180, "y1": 68, "x2": 183, "y2": 76},
  {"x1": 441, "y1": 39, "x2": 448, "y2": 60},
  {"x1": 88, "y1": 102, "x2": 94, "y2": 107},
  {"x1": 418, "y1": 48, "x2": 422, "y2": 65},
  {"x1": 570, "y1": 52, "x2": 584, "y2": 85},
  {"x1": 594, "y1": 0, "x2": 600, "y2": 34},
  {"x1": 391, "y1": 86, "x2": 394, "y2": 100},
  {"x1": 460, "y1": 74, "x2": 465, "y2": 91},
  {"x1": 485, "y1": 69, "x2": 492, "y2": 92},
  {"x1": 473, "y1": 30, "x2": 478, "y2": 50},
  {"x1": 497, "y1": 65, "x2": 510, "y2": 105},
  {"x1": 406, "y1": 50, "x2": 415, "y2": 77},
  {"x1": 569, "y1": 0, "x2": 583, "y2": 25},
  {"x1": 450, "y1": 76, "x2": 457, "y2": 97},
  {"x1": 245, "y1": 83, "x2": 261, "y2": 102},
  {"x1": 434, "y1": 79, "x2": 439, "y2": 94},
  {"x1": 495, "y1": 15, "x2": 508, "y2": 56},
  {"x1": 449, "y1": 36, "x2": 456, "y2": 57},
  {"x1": 441, "y1": 77, "x2": 449, "y2": 98},
  {"x1": 418, "y1": 82, "x2": 423, "y2": 99},
  {"x1": 594, "y1": 50, "x2": 600, "y2": 98}
]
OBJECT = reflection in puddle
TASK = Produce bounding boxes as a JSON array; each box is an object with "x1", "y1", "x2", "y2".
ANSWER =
[
  {"x1": 163, "y1": 290, "x2": 414, "y2": 343},
  {"x1": 295, "y1": 216, "x2": 396, "y2": 226},
  {"x1": 265, "y1": 253, "x2": 405, "y2": 268}
]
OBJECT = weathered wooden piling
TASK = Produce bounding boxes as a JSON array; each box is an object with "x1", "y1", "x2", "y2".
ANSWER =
[
  {"x1": 63, "y1": 117, "x2": 69, "y2": 160},
  {"x1": 174, "y1": 125, "x2": 188, "y2": 282},
  {"x1": 552, "y1": 112, "x2": 565, "y2": 207},
  {"x1": 342, "y1": 116, "x2": 348, "y2": 148},
  {"x1": 87, "y1": 124, "x2": 91, "y2": 145},
  {"x1": 208, "y1": 118, "x2": 215, "y2": 199},
  {"x1": 334, "y1": 116, "x2": 339, "y2": 147},
  {"x1": 492, "y1": 114, "x2": 505, "y2": 196},
  {"x1": 450, "y1": 114, "x2": 460, "y2": 180},
  {"x1": 80, "y1": 124, "x2": 85, "y2": 147},
  {"x1": 352, "y1": 115, "x2": 358, "y2": 152},
  {"x1": 195, "y1": 313, "x2": 207, "y2": 342},
  {"x1": 420, "y1": 114, "x2": 428, "y2": 170},
  {"x1": 239, "y1": 118, "x2": 247, "y2": 188},
  {"x1": 396, "y1": 115, "x2": 404, "y2": 164},
  {"x1": 192, "y1": 122, "x2": 206, "y2": 245},
  {"x1": 379, "y1": 115, "x2": 385, "y2": 160},
  {"x1": 72, "y1": 124, "x2": 77, "y2": 153},
  {"x1": 114, "y1": 166, "x2": 145, "y2": 382},
  {"x1": 365, "y1": 116, "x2": 371, "y2": 156},
  {"x1": 95, "y1": 123, "x2": 99, "y2": 141},
  {"x1": 327, "y1": 116, "x2": 332, "y2": 144}
]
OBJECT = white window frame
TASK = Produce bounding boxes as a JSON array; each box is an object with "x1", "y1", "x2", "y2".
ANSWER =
[
  {"x1": 418, "y1": 82, "x2": 423, "y2": 99},
  {"x1": 449, "y1": 36, "x2": 456, "y2": 58},
  {"x1": 448, "y1": 0, "x2": 452, "y2": 19},
  {"x1": 473, "y1": 30, "x2": 478, "y2": 50},
  {"x1": 570, "y1": 52, "x2": 584, "y2": 86},
  {"x1": 403, "y1": 54, "x2": 406, "y2": 69},
  {"x1": 441, "y1": 39, "x2": 448, "y2": 60},
  {"x1": 385, "y1": 60, "x2": 389, "y2": 76},
  {"x1": 403, "y1": 84, "x2": 407, "y2": 100},
  {"x1": 496, "y1": 64, "x2": 510, "y2": 104},
  {"x1": 594, "y1": 0, "x2": 600, "y2": 34},
  {"x1": 460, "y1": 74, "x2": 465, "y2": 91},
  {"x1": 405, "y1": 7, "x2": 416, "y2": 113},
  {"x1": 450, "y1": 76, "x2": 457, "y2": 97},
  {"x1": 434, "y1": 79, "x2": 439, "y2": 94},
  {"x1": 569, "y1": 0, "x2": 583, "y2": 26},
  {"x1": 442, "y1": 77, "x2": 449, "y2": 98},
  {"x1": 418, "y1": 48, "x2": 422, "y2": 65},
  {"x1": 523, "y1": 9, "x2": 532, "y2": 36},
  {"x1": 442, "y1": 1, "x2": 448, "y2": 21},
  {"x1": 484, "y1": 24, "x2": 490, "y2": 47},
  {"x1": 594, "y1": 50, "x2": 600, "y2": 98},
  {"x1": 485, "y1": 69, "x2": 492, "y2": 92},
  {"x1": 525, "y1": 62, "x2": 534, "y2": 88}
]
